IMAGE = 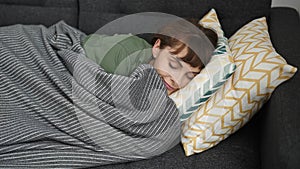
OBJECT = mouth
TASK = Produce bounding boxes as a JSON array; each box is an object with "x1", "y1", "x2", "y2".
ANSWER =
[{"x1": 163, "y1": 79, "x2": 175, "y2": 91}]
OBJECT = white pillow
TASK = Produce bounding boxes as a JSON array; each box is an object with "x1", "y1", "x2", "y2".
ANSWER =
[{"x1": 170, "y1": 9, "x2": 236, "y2": 121}]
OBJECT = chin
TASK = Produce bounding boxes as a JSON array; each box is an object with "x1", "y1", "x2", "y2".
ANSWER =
[{"x1": 167, "y1": 89, "x2": 175, "y2": 96}]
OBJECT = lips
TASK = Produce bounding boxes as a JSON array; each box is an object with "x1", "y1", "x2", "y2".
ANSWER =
[{"x1": 163, "y1": 79, "x2": 175, "y2": 91}]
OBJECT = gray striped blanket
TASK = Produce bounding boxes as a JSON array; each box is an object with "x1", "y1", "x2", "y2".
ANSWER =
[{"x1": 0, "y1": 21, "x2": 181, "y2": 168}]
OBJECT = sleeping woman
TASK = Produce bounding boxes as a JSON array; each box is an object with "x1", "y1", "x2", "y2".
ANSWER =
[{"x1": 83, "y1": 19, "x2": 217, "y2": 95}]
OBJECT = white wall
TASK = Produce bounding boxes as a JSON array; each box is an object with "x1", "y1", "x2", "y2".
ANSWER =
[{"x1": 272, "y1": 0, "x2": 300, "y2": 14}]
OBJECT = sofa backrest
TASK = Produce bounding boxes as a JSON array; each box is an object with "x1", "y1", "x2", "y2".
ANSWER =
[
  {"x1": 0, "y1": 0, "x2": 78, "y2": 27},
  {"x1": 0, "y1": 0, "x2": 272, "y2": 38},
  {"x1": 79, "y1": 0, "x2": 272, "y2": 38}
]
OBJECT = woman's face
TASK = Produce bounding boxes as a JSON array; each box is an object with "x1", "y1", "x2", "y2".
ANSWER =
[{"x1": 150, "y1": 39, "x2": 201, "y2": 95}]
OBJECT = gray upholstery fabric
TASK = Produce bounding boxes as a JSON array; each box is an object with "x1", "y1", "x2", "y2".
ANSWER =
[
  {"x1": 0, "y1": 0, "x2": 46, "y2": 6},
  {"x1": 0, "y1": 0, "x2": 76, "y2": 7},
  {"x1": 78, "y1": 0, "x2": 271, "y2": 37},
  {"x1": 0, "y1": 0, "x2": 299, "y2": 168},
  {"x1": 0, "y1": 0, "x2": 78, "y2": 27},
  {"x1": 260, "y1": 7, "x2": 300, "y2": 169},
  {"x1": 89, "y1": 114, "x2": 261, "y2": 169}
]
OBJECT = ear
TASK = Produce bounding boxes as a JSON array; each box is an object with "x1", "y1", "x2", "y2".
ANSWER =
[{"x1": 152, "y1": 39, "x2": 161, "y2": 58}]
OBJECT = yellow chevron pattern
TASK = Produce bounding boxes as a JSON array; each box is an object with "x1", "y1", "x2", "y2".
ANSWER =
[{"x1": 181, "y1": 16, "x2": 297, "y2": 156}]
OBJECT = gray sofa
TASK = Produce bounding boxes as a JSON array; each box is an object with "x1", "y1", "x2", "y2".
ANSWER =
[{"x1": 0, "y1": 0, "x2": 299, "y2": 169}]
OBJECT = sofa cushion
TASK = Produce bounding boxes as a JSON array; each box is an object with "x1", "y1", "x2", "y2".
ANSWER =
[
  {"x1": 260, "y1": 7, "x2": 300, "y2": 169},
  {"x1": 88, "y1": 113, "x2": 260, "y2": 169},
  {"x1": 0, "y1": 1, "x2": 78, "y2": 27},
  {"x1": 78, "y1": 0, "x2": 123, "y2": 34},
  {"x1": 0, "y1": 0, "x2": 46, "y2": 6},
  {"x1": 0, "y1": 0, "x2": 77, "y2": 7},
  {"x1": 44, "y1": 0, "x2": 77, "y2": 7},
  {"x1": 78, "y1": 0, "x2": 271, "y2": 37}
]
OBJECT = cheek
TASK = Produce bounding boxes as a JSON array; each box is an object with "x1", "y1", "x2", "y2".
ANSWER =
[
  {"x1": 180, "y1": 78, "x2": 191, "y2": 88},
  {"x1": 155, "y1": 66, "x2": 170, "y2": 77},
  {"x1": 153, "y1": 56, "x2": 171, "y2": 74}
]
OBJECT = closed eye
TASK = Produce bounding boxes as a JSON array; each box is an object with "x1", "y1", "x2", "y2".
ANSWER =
[
  {"x1": 169, "y1": 52, "x2": 182, "y2": 69},
  {"x1": 186, "y1": 72, "x2": 198, "y2": 80},
  {"x1": 169, "y1": 59, "x2": 181, "y2": 69}
]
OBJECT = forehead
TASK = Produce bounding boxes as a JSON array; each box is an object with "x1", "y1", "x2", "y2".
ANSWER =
[{"x1": 166, "y1": 45, "x2": 188, "y2": 58}]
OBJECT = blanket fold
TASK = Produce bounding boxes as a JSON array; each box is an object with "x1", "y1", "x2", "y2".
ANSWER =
[{"x1": 0, "y1": 21, "x2": 180, "y2": 168}]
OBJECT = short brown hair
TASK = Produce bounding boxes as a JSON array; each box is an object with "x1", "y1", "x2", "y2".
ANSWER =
[{"x1": 151, "y1": 18, "x2": 217, "y2": 69}]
